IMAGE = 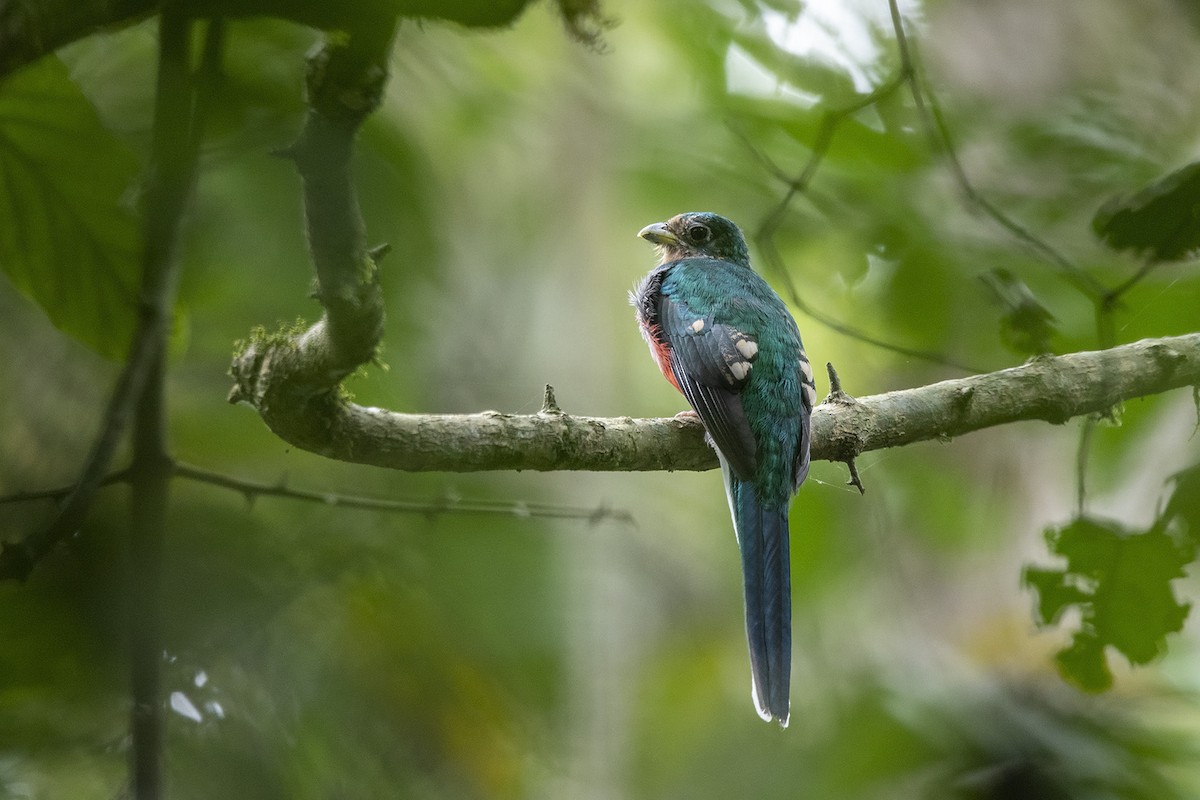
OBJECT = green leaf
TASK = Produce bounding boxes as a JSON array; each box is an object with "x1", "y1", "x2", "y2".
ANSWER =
[
  {"x1": 730, "y1": 25, "x2": 861, "y2": 108},
  {"x1": 1055, "y1": 633, "x2": 1113, "y2": 693},
  {"x1": 1021, "y1": 566, "x2": 1087, "y2": 626},
  {"x1": 1092, "y1": 161, "x2": 1200, "y2": 261},
  {"x1": 1095, "y1": 528, "x2": 1190, "y2": 664},
  {"x1": 980, "y1": 268, "x2": 1058, "y2": 356},
  {"x1": 0, "y1": 56, "x2": 142, "y2": 360},
  {"x1": 736, "y1": 97, "x2": 923, "y2": 173},
  {"x1": 1163, "y1": 463, "x2": 1200, "y2": 542},
  {"x1": 1025, "y1": 516, "x2": 1193, "y2": 691}
]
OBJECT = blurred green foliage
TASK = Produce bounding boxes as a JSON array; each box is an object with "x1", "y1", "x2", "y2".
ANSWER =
[
  {"x1": 1093, "y1": 161, "x2": 1200, "y2": 262},
  {"x1": 2, "y1": 0, "x2": 1200, "y2": 798},
  {"x1": 0, "y1": 57, "x2": 142, "y2": 360},
  {"x1": 1025, "y1": 512, "x2": 1194, "y2": 692}
]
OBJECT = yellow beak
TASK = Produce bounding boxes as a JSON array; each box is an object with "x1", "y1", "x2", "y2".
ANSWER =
[{"x1": 638, "y1": 222, "x2": 678, "y2": 245}]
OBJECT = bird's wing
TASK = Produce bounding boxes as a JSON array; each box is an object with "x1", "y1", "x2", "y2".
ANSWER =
[
  {"x1": 793, "y1": 343, "x2": 815, "y2": 490},
  {"x1": 658, "y1": 293, "x2": 759, "y2": 480}
]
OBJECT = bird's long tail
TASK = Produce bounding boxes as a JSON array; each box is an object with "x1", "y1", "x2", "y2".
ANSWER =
[{"x1": 726, "y1": 473, "x2": 791, "y2": 727}]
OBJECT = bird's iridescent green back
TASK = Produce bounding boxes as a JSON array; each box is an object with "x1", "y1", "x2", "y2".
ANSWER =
[{"x1": 660, "y1": 259, "x2": 808, "y2": 507}]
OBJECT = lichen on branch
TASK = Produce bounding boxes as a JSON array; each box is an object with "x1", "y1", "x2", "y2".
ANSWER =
[
  {"x1": 232, "y1": 333, "x2": 1200, "y2": 474},
  {"x1": 229, "y1": 25, "x2": 393, "y2": 431}
]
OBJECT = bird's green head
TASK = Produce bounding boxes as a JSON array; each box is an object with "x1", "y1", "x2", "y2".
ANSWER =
[{"x1": 638, "y1": 212, "x2": 751, "y2": 267}]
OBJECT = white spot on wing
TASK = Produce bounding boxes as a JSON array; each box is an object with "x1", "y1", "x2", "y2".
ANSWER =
[
  {"x1": 736, "y1": 338, "x2": 759, "y2": 360},
  {"x1": 691, "y1": 319, "x2": 705, "y2": 333},
  {"x1": 799, "y1": 357, "x2": 814, "y2": 382},
  {"x1": 729, "y1": 361, "x2": 751, "y2": 381}
]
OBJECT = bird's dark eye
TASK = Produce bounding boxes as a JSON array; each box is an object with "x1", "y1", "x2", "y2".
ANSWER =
[{"x1": 687, "y1": 224, "x2": 711, "y2": 243}]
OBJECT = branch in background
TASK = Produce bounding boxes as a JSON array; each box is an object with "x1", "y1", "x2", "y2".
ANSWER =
[
  {"x1": 174, "y1": 462, "x2": 635, "y2": 524},
  {"x1": 1104, "y1": 255, "x2": 1162, "y2": 307},
  {"x1": 0, "y1": 462, "x2": 635, "y2": 525},
  {"x1": 735, "y1": 73, "x2": 985, "y2": 374},
  {"x1": 228, "y1": 23, "x2": 395, "y2": 451},
  {"x1": 882, "y1": 0, "x2": 1166, "y2": 514},
  {"x1": 0, "y1": 471, "x2": 128, "y2": 503},
  {"x1": 735, "y1": 49, "x2": 979, "y2": 371},
  {"x1": 0, "y1": 8, "x2": 204, "y2": 586},
  {"x1": 229, "y1": 333, "x2": 1200, "y2": 472},
  {"x1": 884, "y1": 0, "x2": 1107, "y2": 301},
  {"x1": 754, "y1": 229, "x2": 984, "y2": 374},
  {"x1": 127, "y1": 11, "x2": 218, "y2": 799},
  {"x1": 0, "y1": 0, "x2": 611, "y2": 82},
  {"x1": 739, "y1": 1, "x2": 1112, "y2": 374},
  {"x1": 0, "y1": 0, "x2": 154, "y2": 80},
  {"x1": 0, "y1": 315, "x2": 163, "y2": 581}
]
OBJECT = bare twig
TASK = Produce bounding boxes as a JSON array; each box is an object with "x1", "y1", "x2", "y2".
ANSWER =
[
  {"x1": 1075, "y1": 418, "x2": 1094, "y2": 515},
  {"x1": 0, "y1": 12, "x2": 206, "y2": 586},
  {"x1": 125, "y1": 9, "x2": 219, "y2": 799},
  {"x1": 1104, "y1": 254, "x2": 1162, "y2": 308},
  {"x1": 754, "y1": 231, "x2": 985, "y2": 373},
  {"x1": 0, "y1": 462, "x2": 633, "y2": 525},
  {"x1": 0, "y1": 471, "x2": 129, "y2": 504},
  {"x1": 734, "y1": 81, "x2": 983, "y2": 373},
  {"x1": 887, "y1": 0, "x2": 1107, "y2": 301},
  {"x1": 173, "y1": 462, "x2": 635, "y2": 524},
  {"x1": 824, "y1": 363, "x2": 866, "y2": 494},
  {"x1": 740, "y1": 0, "x2": 1116, "y2": 376}
]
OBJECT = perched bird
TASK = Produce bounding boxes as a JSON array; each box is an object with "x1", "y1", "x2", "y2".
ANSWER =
[{"x1": 632, "y1": 212, "x2": 814, "y2": 727}]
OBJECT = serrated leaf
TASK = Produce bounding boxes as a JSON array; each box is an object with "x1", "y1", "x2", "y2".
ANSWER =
[
  {"x1": 0, "y1": 56, "x2": 142, "y2": 359},
  {"x1": 1092, "y1": 161, "x2": 1200, "y2": 261},
  {"x1": 1025, "y1": 516, "x2": 1193, "y2": 691}
]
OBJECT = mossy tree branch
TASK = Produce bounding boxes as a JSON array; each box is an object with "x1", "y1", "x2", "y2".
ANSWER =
[
  {"x1": 227, "y1": 23, "x2": 395, "y2": 448},
  {"x1": 232, "y1": 334, "x2": 1200, "y2": 473}
]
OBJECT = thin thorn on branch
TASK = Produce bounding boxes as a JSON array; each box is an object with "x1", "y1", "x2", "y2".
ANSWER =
[
  {"x1": 368, "y1": 243, "x2": 392, "y2": 263},
  {"x1": 825, "y1": 361, "x2": 854, "y2": 402},
  {"x1": 823, "y1": 362, "x2": 866, "y2": 494},
  {"x1": 540, "y1": 384, "x2": 563, "y2": 415},
  {"x1": 845, "y1": 458, "x2": 866, "y2": 496}
]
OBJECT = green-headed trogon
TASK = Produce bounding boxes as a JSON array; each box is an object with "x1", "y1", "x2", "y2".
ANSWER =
[{"x1": 632, "y1": 212, "x2": 815, "y2": 727}]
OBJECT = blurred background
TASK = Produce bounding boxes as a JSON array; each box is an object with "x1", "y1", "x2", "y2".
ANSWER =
[{"x1": 2, "y1": 0, "x2": 1200, "y2": 797}]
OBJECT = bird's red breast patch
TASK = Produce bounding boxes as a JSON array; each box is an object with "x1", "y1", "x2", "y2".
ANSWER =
[{"x1": 647, "y1": 323, "x2": 681, "y2": 392}]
